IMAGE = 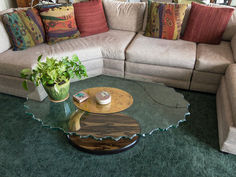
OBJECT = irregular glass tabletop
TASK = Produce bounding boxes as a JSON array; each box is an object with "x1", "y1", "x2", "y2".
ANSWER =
[{"x1": 24, "y1": 76, "x2": 190, "y2": 140}]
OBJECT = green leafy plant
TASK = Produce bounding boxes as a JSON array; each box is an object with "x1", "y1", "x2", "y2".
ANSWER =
[{"x1": 21, "y1": 54, "x2": 87, "y2": 91}]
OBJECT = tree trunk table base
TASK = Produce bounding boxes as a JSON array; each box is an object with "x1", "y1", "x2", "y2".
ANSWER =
[{"x1": 67, "y1": 135, "x2": 139, "y2": 155}]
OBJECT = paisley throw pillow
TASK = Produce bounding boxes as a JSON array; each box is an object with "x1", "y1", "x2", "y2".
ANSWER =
[{"x1": 144, "y1": 2, "x2": 188, "y2": 40}]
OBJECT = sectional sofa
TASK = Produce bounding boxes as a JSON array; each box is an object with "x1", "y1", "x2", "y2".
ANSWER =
[{"x1": 0, "y1": 1, "x2": 235, "y2": 155}]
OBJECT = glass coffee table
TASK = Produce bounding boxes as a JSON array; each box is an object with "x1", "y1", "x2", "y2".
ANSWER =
[{"x1": 25, "y1": 76, "x2": 190, "y2": 154}]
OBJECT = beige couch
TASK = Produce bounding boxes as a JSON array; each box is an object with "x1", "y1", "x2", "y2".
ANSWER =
[{"x1": 0, "y1": 1, "x2": 236, "y2": 155}]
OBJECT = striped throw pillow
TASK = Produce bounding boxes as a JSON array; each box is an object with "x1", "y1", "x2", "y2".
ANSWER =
[
  {"x1": 181, "y1": 2, "x2": 234, "y2": 44},
  {"x1": 73, "y1": 0, "x2": 108, "y2": 37},
  {"x1": 40, "y1": 5, "x2": 80, "y2": 44}
]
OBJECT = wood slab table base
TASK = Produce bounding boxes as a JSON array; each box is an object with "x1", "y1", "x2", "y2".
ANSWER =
[
  {"x1": 67, "y1": 113, "x2": 141, "y2": 154},
  {"x1": 67, "y1": 136, "x2": 139, "y2": 155}
]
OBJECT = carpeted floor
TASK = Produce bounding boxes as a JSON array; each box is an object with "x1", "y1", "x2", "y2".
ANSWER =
[{"x1": 0, "y1": 76, "x2": 236, "y2": 177}]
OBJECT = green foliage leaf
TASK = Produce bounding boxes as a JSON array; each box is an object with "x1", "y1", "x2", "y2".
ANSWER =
[
  {"x1": 47, "y1": 80, "x2": 54, "y2": 85},
  {"x1": 20, "y1": 54, "x2": 87, "y2": 91},
  {"x1": 22, "y1": 80, "x2": 28, "y2": 90},
  {"x1": 37, "y1": 55, "x2": 42, "y2": 62},
  {"x1": 72, "y1": 54, "x2": 79, "y2": 62},
  {"x1": 21, "y1": 69, "x2": 32, "y2": 76},
  {"x1": 46, "y1": 58, "x2": 55, "y2": 67}
]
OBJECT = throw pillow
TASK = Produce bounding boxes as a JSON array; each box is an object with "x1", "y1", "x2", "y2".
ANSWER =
[
  {"x1": 144, "y1": 2, "x2": 188, "y2": 40},
  {"x1": 40, "y1": 5, "x2": 80, "y2": 44},
  {"x1": 2, "y1": 11, "x2": 35, "y2": 51},
  {"x1": 18, "y1": 10, "x2": 45, "y2": 45},
  {"x1": 26, "y1": 8, "x2": 45, "y2": 42},
  {"x1": 73, "y1": 0, "x2": 108, "y2": 37},
  {"x1": 2, "y1": 8, "x2": 45, "y2": 51},
  {"x1": 181, "y1": 2, "x2": 234, "y2": 44},
  {"x1": 103, "y1": 0, "x2": 146, "y2": 32}
]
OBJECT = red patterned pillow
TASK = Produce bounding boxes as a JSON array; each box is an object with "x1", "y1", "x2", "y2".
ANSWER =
[
  {"x1": 73, "y1": 0, "x2": 109, "y2": 37},
  {"x1": 182, "y1": 2, "x2": 234, "y2": 44}
]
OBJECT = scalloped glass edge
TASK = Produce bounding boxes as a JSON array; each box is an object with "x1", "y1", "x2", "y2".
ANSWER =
[{"x1": 24, "y1": 102, "x2": 190, "y2": 141}]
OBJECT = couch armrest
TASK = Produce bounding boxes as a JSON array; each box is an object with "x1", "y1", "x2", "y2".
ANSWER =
[{"x1": 231, "y1": 33, "x2": 236, "y2": 63}]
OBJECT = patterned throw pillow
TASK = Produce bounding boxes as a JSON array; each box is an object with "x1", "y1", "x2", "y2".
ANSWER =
[
  {"x1": 40, "y1": 5, "x2": 80, "y2": 44},
  {"x1": 18, "y1": 10, "x2": 45, "y2": 45},
  {"x1": 144, "y1": 2, "x2": 188, "y2": 40},
  {"x1": 26, "y1": 8, "x2": 46, "y2": 42},
  {"x1": 2, "y1": 8, "x2": 45, "y2": 51},
  {"x1": 73, "y1": 0, "x2": 109, "y2": 37},
  {"x1": 181, "y1": 2, "x2": 234, "y2": 44}
]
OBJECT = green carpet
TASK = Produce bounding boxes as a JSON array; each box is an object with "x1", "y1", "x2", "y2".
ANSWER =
[{"x1": 0, "y1": 76, "x2": 236, "y2": 177}]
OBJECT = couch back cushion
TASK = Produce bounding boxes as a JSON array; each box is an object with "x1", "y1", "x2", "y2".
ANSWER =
[
  {"x1": 181, "y1": 3, "x2": 236, "y2": 41},
  {"x1": 103, "y1": 0, "x2": 146, "y2": 32},
  {"x1": 40, "y1": 5, "x2": 80, "y2": 44},
  {"x1": 73, "y1": 0, "x2": 109, "y2": 37},
  {"x1": 0, "y1": 9, "x2": 14, "y2": 53},
  {"x1": 222, "y1": 8, "x2": 236, "y2": 41},
  {"x1": 0, "y1": 18, "x2": 12, "y2": 53}
]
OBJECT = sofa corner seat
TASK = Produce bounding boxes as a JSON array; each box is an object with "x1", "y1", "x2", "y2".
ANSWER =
[
  {"x1": 190, "y1": 41, "x2": 234, "y2": 93},
  {"x1": 217, "y1": 64, "x2": 236, "y2": 155}
]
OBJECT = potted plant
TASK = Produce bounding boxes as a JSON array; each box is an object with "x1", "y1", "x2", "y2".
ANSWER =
[{"x1": 21, "y1": 54, "x2": 87, "y2": 102}]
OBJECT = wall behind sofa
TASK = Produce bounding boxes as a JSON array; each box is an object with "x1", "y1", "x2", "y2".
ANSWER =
[{"x1": 0, "y1": 0, "x2": 17, "y2": 11}]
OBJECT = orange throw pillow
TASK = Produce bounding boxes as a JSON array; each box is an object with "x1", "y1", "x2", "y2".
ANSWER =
[
  {"x1": 40, "y1": 5, "x2": 80, "y2": 44},
  {"x1": 182, "y1": 2, "x2": 234, "y2": 44},
  {"x1": 73, "y1": 0, "x2": 109, "y2": 37}
]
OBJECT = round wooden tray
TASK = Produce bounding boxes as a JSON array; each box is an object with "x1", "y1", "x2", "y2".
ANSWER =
[{"x1": 73, "y1": 87, "x2": 133, "y2": 114}]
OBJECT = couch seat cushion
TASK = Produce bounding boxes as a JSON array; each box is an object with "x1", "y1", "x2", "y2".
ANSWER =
[
  {"x1": 97, "y1": 30, "x2": 135, "y2": 60},
  {"x1": 195, "y1": 41, "x2": 234, "y2": 74},
  {"x1": 0, "y1": 30, "x2": 135, "y2": 77},
  {"x1": 126, "y1": 33, "x2": 196, "y2": 69}
]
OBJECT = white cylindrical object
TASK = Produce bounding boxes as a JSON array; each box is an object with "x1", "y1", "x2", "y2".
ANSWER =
[
  {"x1": 96, "y1": 91, "x2": 111, "y2": 105},
  {"x1": 202, "y1": 0, "x2": 210, "y2": 4},
  {"x1": 216, "y1": 0, "x2": 224, "y2": 3}
]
